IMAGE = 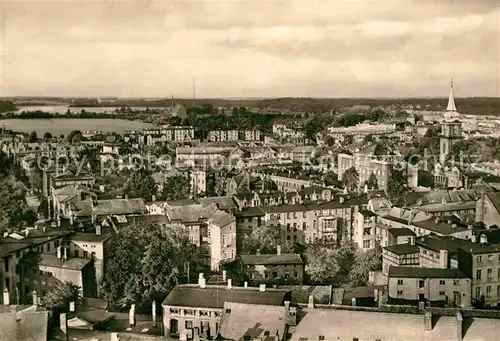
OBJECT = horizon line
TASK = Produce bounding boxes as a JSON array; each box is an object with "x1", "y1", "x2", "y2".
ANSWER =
[{"x1": 2, "y1": 96, "x2": 500, "y2": 100}]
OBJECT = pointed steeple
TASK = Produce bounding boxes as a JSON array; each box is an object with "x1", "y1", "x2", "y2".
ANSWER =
[{"x1": 446, "y1": 78, "x2": 457, "y2": 112}]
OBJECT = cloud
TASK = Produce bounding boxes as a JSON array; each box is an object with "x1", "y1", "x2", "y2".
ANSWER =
[{"x1": 0, "y1": 0, "x2": 499, "y2": 97}]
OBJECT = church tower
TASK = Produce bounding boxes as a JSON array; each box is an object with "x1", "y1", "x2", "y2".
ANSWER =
[
  {"x1": 440, "y1": 120, "x2": 462, "y2": 165},
  {"x1": 444, "y1": 78, "x2": 460, "y2": 121}
]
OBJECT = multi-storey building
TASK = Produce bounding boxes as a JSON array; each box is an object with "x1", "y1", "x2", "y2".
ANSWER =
[
  {"x1": 387, "y1": 266, "x2": 471, "y2": 308},
  {"x1": 142, "y1": 126, "x2": 195, "y2": 146},
  {"x1": 337, "y1": 143, "x2": 395, "y2": 191},
  {"x1": 239, "y1": 249, "x2": 304, "y2": 284},
  {"x1": 242, "y1": 130, "x2": 261, "y2": 141},
  {"x1": 353, "y1": 210, "x2": 378, "y2": 249},
  {"x1": 162, "y1": 281, "x2": 291, "y2": 339},
  {"x1": 165, "y1": 203, "x2": 237, "y2": 270},
  {"x1": 208, "y1": 130, "x2": 239, "y2": 142}
]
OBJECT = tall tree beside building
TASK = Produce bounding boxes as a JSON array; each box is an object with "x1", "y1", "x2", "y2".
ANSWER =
[
  {"x1": 42, "y1": 281, "x2": 81, "y2": 312},
  {"x1": 387, "y1": 168, "x2": 407, "y2": 204},
  {"x1": 124, "y1": 168, "x2": 158, "y2": 201},
  {"x1": 349, "y1": 244, "x2": 383, "y2": 286},
  {"x1": 304, "y1": 244, "x2": 338, "y2": 284},
  {"x1": 162, "y1": 175, "x2": 191, "y2": 200},
  {"x1": 240, "y1": 225, "x2": 280, "y2": 255},
  {"x1": 342, "y1": 167, "x2": 359, "y2": 192},
  {"x1": 365, "y1": 172, "x2": 379, "y2": 190}
]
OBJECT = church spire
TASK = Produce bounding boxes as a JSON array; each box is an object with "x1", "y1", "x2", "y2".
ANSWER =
[{"x1": 446, "y1": 78, "x2": 457, "y2": 112}]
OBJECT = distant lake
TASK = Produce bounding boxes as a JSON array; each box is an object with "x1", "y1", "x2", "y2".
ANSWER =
[
  {"x1": 0, "y1": 118, "x2": 154, "y2": 135},
  {"x1": 16, "y1": 105, "x2": 162, "y2": 114}
]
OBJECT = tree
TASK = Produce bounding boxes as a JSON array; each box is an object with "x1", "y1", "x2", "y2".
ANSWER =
[
  {"x1": 43, "y1": 132, "x2": 52, "y2": 139},
  {"x1": 324, "y1": 171, "x2": 341, "y2": 187},
  {"x1": 418, "y1": 170, "x2": 434, "y2": 188},
  {"x1": 124, "y1": 168, "x2": 157, "y2": 201},
  {"x1": 103, "y1": 222, "x2": 208, "y2": 312},
  {"x1": 365, "y1": 172, "x2": 379, "y2": 190},
  {"x1": 387, "y1": 168, "x2": 407, "y2": 203},
  {"x1": 28, "y1": 131, "x2": 38, "y2": 143},
  {"x1": 0, "y1": 151, "x2": 11, "y2": 178},
  {"x1": 335, "y1": 240, "x2": 357, "y2": 275},
  {"x1": 67, "y1": 130, "x2": 83, "y2": 144},
  {"x1": 78, "y1": 147, "x2": 100, "y2": 173},
  {"x1": 324, "y1": 136, "x2": 336, "y2": 147},
  {"x1": 162, "y1": 175, "x2": 191, "y2": 200},
  {"x1": 349, "y1": 244, "x2": 382, "y2": 286},
  {"x1": 342, "y1": 167, "x2": 359, "y2": 192},
  {"x1": 42, "y1": 281, "x2": 81, "y2": 312},
  {"x1": 304, "y1": 244, "x2": 338, "y2": 284},
  {"x1": 240, "y1": 225, "x2": 280, "y2": 255},
  {"x1": 29, "y1": 172, "x2": 43, "y2": 192}
]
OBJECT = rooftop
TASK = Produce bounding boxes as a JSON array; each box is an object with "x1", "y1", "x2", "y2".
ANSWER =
[
  {"x1": 240, "y1": 253, "x2": 303, "y2": 265},
  {"x1": 384, "y1": 243, "x2": 420, "y2": 255},
  {"x1": 162, "y1": 284, "x2": 289, "y2": 309}
]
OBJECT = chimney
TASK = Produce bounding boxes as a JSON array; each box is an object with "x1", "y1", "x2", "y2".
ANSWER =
[
  {"x1": 277, "y1": 245, "x2": 281, "y2": 256},
  {"x1": 69, "y1": 301, "x2": 75, "y2": 312},
  {"x1": 409, "y1": 236, "x2": 416, "y2": 246},
  {"x1": 227, "y1": 279, "x2": 232, "y2": 289},
  {"x1": 222, "y1": 270, "x2": 227, "y2": 282},
  {"x1": 63, "y1": 247, "x2": 68, "y2": 261},
  {"x1": 307, "y1": 294, "x2": 314, "y2": 308},
  {"x1": 456, "y1": 311, "x2": 463, "y2": 341},
  {"x1": 424, "y1": 311, "x2": 433, "y2": 331},
  {"x1": 96, "y1": 224, "x2": 102, "y2": 235},
  {"x1": 447, "y1": 219, "x2": 453, "y2": 225},
  {"x1": 284, "y1": 301, "x2": 290, "y2": 310},
  {"x1": 259, "y1": 284, "x2": 266, "y2": 292},
  {"x1": 244, "y1": 281, "x2": 248, "y2": 288},
  {"x1": 32, "y1": 290, "x2": 37, "y2": 306},
  {"x1": 480, "y1": 234, "x2": 488, "y2": 244},
  {"x1": 339, "y1": 196, "x2": 345, "y2": 204},
  {"x1": 435, "y1": 217, "x2": 440, "y2": 224},
  {"x1": 199, "y1": 274, "x2": 206, "y2": 289},
  {"x1": 42, "y1": 225, "x2": 46, "y2": 233},
  {"x1": 374, "y1": 288, "x2": 379, "y2": 302},
  {"x1": 452, "y1": 223, "x2": 457, "y2": 229},
  {"x1": 440, "y1": 250, "x2": 449, "y2": 269},
  {"x1": 471, "y1": 234, "x2": 477, "y2": 243},
  {"x1": 129, "y1": 304, "x2": 136, "y2": 327},
  {"x1": 60, "y1": 313, "x2": 68, "y2": 340},
  {"x1": 57, "y1": 246, "x2": 62, "y2": 260},
  {"x1": 152, "y1": 301, "x2": 157, "y2": 327},
  {"x1": 256, "y1": 249, "x2": 261, "y2": 256},
  {"x1": 3, "y1": 288, "x2": 10, "y2": 306},
  {"x1": 351, "y1": 297, "x2": 356, "y2": 306},
  {"x1": 25, "y1": 229, "x2": 30, "y2": 237},
  {"x1": 468, "y1": 224, "x2": 473, "y2": 230}
]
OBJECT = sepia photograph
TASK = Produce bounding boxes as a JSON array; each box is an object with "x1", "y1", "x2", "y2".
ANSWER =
[{"x1": 0, "y1": 0, "x2": 499, "y2": 340}]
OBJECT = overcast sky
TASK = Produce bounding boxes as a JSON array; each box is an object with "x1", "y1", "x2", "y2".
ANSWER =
[{"x1": 0, "y1": 0, "x2": 499, "y2": 98}]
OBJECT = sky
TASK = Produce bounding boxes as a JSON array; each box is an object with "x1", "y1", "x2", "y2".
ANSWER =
[{"x1": 0, "y1": 0, "x2": 499, "y2": 98}]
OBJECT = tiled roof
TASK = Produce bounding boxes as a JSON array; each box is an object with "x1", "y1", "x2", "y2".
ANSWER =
[
  {"x1": 70, "y1": 232, "x2": 112, "y2": 243},
  {"x1": 388, "y1": 228, "x2": 416, "y2": 237},
  {"x1": 27, "y1": 253, "x2": 92, "y2": 271},
  {"x1": 388, "y1": 266, "x2": 467, "y2": 279},
  {"x1": 384, "y1": 243, "x2": 420, "y2": 255},
  {"x1": 240, "y1": 253, "x2": 303, "y2": 265},
  {"x1": 199, "y1": 196, "x2": 238, "y2": 211},
  {"x1": 219, "y1": 302, "x2": 286, "y2": 341},
  {"x1": 162, "y1": 284, "x2": 289, "y2": 309},
  {"x1": 412, "y1": 218, "x2": 469, "y2": 235},
  {"x1": 279, "y1": 285, "x2": 332, "y2": 305},
  {"x1": 93, "y1": 198, "x2": 147, "y2": 216},
  {"x1": 234, "y1": 207, "x2": 265, "y2": 218},
  {"x1": 0, "y1": 310, "x2": 49, "y2": 341},
  {"x1": 261, "y1": 204, "x2": 309, "y2": 214}
]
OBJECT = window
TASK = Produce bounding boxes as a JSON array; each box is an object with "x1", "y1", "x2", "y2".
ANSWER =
[
  {"x1": 487, "y1": 286, "x2": 492, "y2": 298},
  {"x1": 273, "y1": 272, "x2": 278, "y2": 278},
  {"x1": 488, "y1": 268, "x2": 493, "y2": 279},
  {"x1": 439, "y1": 280, "x2": 446, "y2": 285},
  {"x1": 397, "y1": 279, "x2": 403, "y2": 285},
  {"x1": 4, "y1": 259, "x2": 9, "y2": 272},
  {"x1": 46, "y1": 243, "x2": 50, "y2": 252},
  {"x1": 319, "y1": 336, "x2": 325, "y2": 341},
  {"x1": 91, "y1": 252, "x2": 95, "y2": 258},
  {"x1": 477, "y1": 256, "x2": 483, "y2": 263},
  {"x1": 475, "y1": 287, "x2": 481, "y2": 298},
  {"x1": 5, "y1": 277, "x2": 10, "y2": 290},
  {"x1": 476, "y1": 270, "x2": 482, "y2": 280},
  {"x1": 185, "y1": 321, "x2": 193, "y2": 329},
  {"x1": 302, "y1": 212, "x2": 306, "y2": 218},
  {"x1": 489, "y1": 255, "x2": 493, "y2": 262},
  {"x1": 363, "y1": 240, "x2": 371, "y2": 249},
  {"x1": 497, "y1": 285, "x2": 500, "y2": 297},
  {"x1": 74, "y1": 250, "x2": 79, "y2": 257},
  {"x1": 225, "y1": 308, "x2": 231, "y2": 313},
  {"x1": 397, "y1": 290, "x2": 403, "y2": 295},
  {"x1": 439, "y1": 291, "x2": 445, "y2": 296},
  {"x1": 419, "y1": 280, "x2": 425, "y2": 288},
  {"x1": 83, "y1": 251, "x2": 88, "y2": 258}
]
